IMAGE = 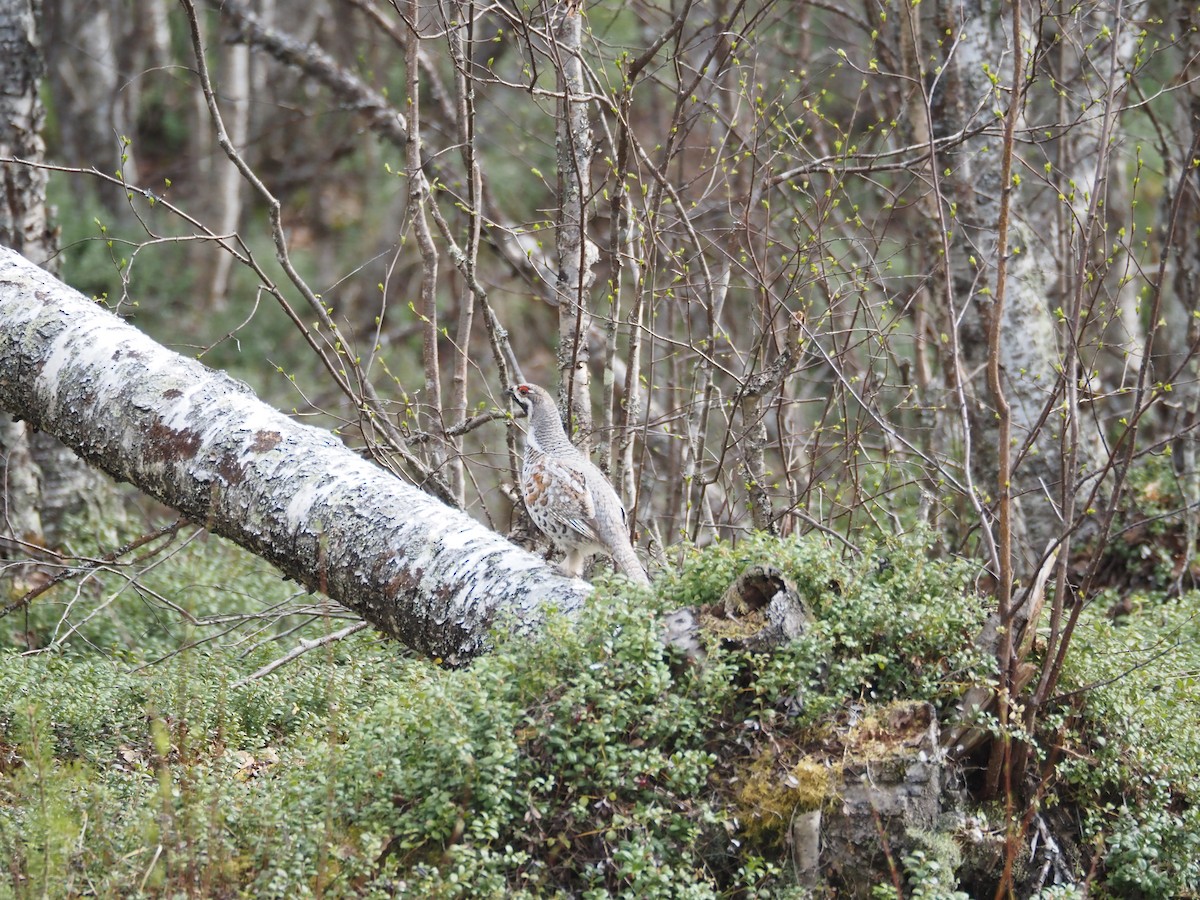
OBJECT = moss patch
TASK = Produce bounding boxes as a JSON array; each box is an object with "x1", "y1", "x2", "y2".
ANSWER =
[{"x1": 736, "y1": 749, "x2": 836, "y2": 845}]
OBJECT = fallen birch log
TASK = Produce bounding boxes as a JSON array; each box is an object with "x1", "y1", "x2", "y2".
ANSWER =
[{"x1": 0, "y1": 247, "x2": 588, "y2": 663}]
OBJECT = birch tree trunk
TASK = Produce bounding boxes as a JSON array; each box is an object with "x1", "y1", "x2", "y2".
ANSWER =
[
  {"x1": 552, "y1": 5, "x2": 597, "y2": 435},
  {"x1": 1170, "y1": 5, "x2": 1200, "y2": 591},
  {"x1": 207, "y1": 32, "x2": 250, "y2": 310},
  {"x1": 940, "y1": 0, "x2": 1108, "y2": 576},
  {"x1": 0, "y1": 248, "x2": 589, "y2": 662},
  {"x1": 0, "y1": 0, "x2": 50, "y2": 555},
  {"x1": 41, "y1": 0, "x2": 126, "y2": 208},
  {"x1": 1, "y1": 0, "x2": 116, "y2": 556}
]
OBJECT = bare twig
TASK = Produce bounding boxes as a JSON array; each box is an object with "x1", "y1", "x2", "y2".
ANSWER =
[
  {"x1": 181, "y1": 0, "x2": 456, "y2": 503},
  {"x1": 1, "y1": 519, "x2": 188, "y2": 620},
  {"x1": 233, "y1": 620, "x2": 371, "y2": 687}
]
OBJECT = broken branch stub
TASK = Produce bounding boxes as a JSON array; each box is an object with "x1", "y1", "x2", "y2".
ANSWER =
[{"x1": 662, "y1": 564, "x2": 811, "y2": 661}]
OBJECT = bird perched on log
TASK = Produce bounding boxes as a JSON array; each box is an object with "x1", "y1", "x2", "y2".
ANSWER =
[{"x1": 509, "y1": 383, "x2": 650, "y2": 587}]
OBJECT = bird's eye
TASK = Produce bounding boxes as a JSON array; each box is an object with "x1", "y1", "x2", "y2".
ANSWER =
[{"x1": 518, "y1": 385, "x2": 530, "y2": 395}]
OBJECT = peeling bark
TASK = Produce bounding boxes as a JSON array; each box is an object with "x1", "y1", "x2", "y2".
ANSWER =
[{"x1": 0, "y1": 248, "x2": 589, "y2": 662}]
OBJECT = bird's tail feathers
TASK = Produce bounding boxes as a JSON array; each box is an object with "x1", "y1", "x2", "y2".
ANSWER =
[{"x1": 610, "y1": 544, "x2": 651, "y2": 588}]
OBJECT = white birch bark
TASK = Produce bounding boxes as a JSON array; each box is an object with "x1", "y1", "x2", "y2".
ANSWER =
[
  {"x1": 0, "y1": 1, "x2": 53, "y2": 267},
  {"x1": 552, "y1": 6, "x2": 598, "y2": 432},
  {"x1": 0, "y1": 0, "x2": 50, "y2": 553},
  {"x1": 207, "y1": 34, "x2": 251, "y2": 309},
  {"x1": 0, "y1": 248, "x2": 589, "y2": 661},
  {"x1": 946, "y1": 0, "x2": 1107, "y2": 571},
  {"x1": 1169, "y1": 9, "x2": 1200, "y2": 591},
  {"x1": 2, "y1": 0, "x2": 117, "y2": 553}
]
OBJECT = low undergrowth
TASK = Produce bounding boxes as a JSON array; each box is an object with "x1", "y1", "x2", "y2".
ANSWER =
[
  {"x1": 0, "y1": 528, "x2": 1197, "y2": 897},
  {"x1": 1052, "y1": 595, "x2": 1200, "y2": 897}
]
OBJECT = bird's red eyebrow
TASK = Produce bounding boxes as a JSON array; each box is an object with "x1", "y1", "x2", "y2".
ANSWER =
[{"x1": 518, "y1": 385, "x2": 530, "y2": 394}]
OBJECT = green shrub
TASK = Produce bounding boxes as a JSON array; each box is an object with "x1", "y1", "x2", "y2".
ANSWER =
[
  {"x1": 687, "y1": 529, "x2": 996, "y2": 728},
  {"x1": 1054, "y1": 595, "x2": 1200, "y2": 896},
  {"x1": 0, "y1": 529, "x2": 1001, "y2": 896}
]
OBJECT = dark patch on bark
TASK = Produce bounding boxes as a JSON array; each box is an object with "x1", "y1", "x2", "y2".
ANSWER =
[
  {"x1": 214, "y1": 451, "x2": 246, "y2": 487},
  {"x1": 22, "y1": 355, "x2": 45, "y2": 383},
  {"x1": 385, "y1": 567, "x2": 422, "y2": 599},
  {"x1": 162, "y1": 388, "x2": 183, "y2": 400},
  {"x1": 249, "y1": 430, "x2": 282, "y2": 452},
  {"x1": 144, "y1": 421, "x2": 201, "y2": 463}
]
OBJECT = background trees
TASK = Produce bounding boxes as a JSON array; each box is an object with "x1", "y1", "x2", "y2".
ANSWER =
[
  {"x1": 26, "y1": 0, "x2": 1189, "y2": 677},
  {"x1": 12, "y1": 0, "x2": 1193, "y2": 559}
]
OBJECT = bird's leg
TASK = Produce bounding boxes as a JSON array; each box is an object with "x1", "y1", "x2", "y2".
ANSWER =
[{"x1": 561, "y1": 548, "x2": 587, "y2": 578}]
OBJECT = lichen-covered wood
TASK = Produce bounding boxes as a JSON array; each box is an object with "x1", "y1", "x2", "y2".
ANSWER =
[{"x1": 0, "y1": 247, "x2": 589, "y2": 662}]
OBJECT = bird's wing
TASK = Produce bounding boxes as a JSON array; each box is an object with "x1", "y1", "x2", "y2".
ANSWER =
[
  {"x1": 523, "y1": 455, "x2": 603, "y2": 543},
  {"x1": 582, "y1": 466, "x2": 649, "y2": 584},
  {"x1": 582, "y1": 466, "x2": 632, "y2": 538}
]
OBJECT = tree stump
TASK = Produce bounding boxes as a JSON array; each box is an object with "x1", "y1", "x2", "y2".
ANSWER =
[
  {"x1": 817, "y1": 701, "x2": 943, "y2": 897},
  {"x1": 661, "y1": 563, "x2": 811, "y2": 660}
]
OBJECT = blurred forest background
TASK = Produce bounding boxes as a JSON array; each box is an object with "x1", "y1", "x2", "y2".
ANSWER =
[
  {"x1": 4, "y1": 0, "x2": 1196, "y2": 565},
  {"x1": 2, "y1": 0, "x2": 1200, "y2": 895},
  {"x1": 11, "y1": 0, "x2": 1199, "y2": 574}
]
